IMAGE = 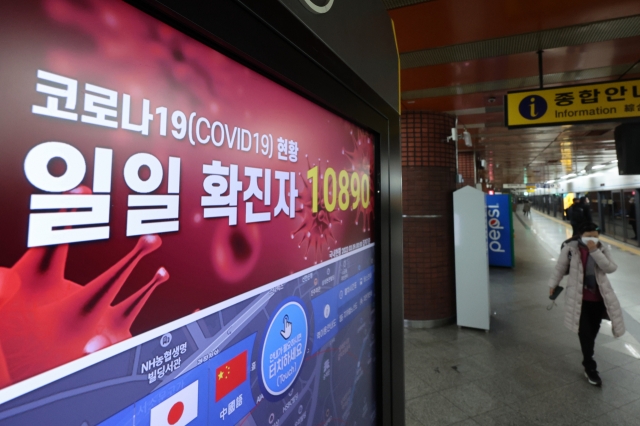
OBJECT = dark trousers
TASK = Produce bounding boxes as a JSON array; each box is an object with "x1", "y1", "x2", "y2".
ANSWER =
[{"x1": 578, "y1": 300, "x2": 606, "y2": 372}]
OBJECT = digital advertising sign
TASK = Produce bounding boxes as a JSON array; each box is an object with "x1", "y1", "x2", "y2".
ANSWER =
[
  {"x1": 485, "y1": 194, "x2": 514, "y2": 268},
  {"x1": 0, "y1": 1, "x2": 378, "y2": 424}
]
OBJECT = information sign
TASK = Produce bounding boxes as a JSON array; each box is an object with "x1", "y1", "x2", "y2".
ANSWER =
[{"x1": 506, "y1": 79, "x2": 640, "y2": 128}]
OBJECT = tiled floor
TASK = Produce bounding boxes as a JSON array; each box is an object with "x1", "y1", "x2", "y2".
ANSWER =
[{"x1": 404, "y1": 206, "x2": 640, "y2": 426}]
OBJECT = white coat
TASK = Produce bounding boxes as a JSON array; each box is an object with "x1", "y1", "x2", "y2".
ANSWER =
[{"x1": 548, "y1": 241, "x2": 625, "y2": 338}]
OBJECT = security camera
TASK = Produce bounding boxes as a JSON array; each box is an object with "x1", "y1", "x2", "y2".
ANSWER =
[
  {"x1": 463, "y1": 130, "x2": 472, "y2": 147},
  {"x1": 447, "y1": 128, "x2": 458, "y2": 143},
  {"x1": 488, "y1": 96, "x2": 496, "y2": 103}
]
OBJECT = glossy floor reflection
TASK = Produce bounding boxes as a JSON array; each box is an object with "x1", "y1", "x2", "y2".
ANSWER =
[{"x1": 404, "y1": 206, "x2": 640, "y2": 426}]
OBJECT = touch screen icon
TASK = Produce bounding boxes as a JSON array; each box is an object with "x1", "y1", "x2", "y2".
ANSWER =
[
  {"x1": 280, "y1": 315, "x2": 293, "y2": 340},
  {"x1": 261, "y1": 298, "x2": 308, "y2": 397}
]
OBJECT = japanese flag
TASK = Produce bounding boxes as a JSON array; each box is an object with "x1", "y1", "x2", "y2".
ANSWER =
[{"x1": 150, "y1": 380, "x2": 198, "y2": 426}]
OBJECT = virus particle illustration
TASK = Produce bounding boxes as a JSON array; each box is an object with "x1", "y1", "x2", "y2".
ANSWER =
[
  {"x1": 211, "y1": 219, "x2": 261, "y2": 283},
  {"x1": 43, "y1": 0, "x2": 240, "y2": 113},
  {"x1": 0, "y1": 232, "x2": 168, "y2": 387},
  {"x1": 293, "y1": 156, "x2": 342, "y2": 263},
  {"x1": 343, "y1": 129, "x2": 375, "y2": 232}
]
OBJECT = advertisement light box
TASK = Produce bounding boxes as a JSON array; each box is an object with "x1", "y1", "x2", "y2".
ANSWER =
[{"x1": 0, "y1": 1, "x2": 378, "y2": 424}]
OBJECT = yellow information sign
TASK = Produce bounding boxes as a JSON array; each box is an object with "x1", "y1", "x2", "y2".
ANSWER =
[{"x1": 505, "y1": 78, "x2": 640, "y2": 128}]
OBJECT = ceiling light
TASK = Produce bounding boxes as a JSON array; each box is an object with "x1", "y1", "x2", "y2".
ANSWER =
[
  {"x1": 561, "y1": 173, "x2": 577, "y2": 179},
  {"x1": 545, "y1": 180, "x2": 555, "y2": 184},
  {"x1": 592, "y1": 164, "x2": 607, "y2": 170},
  {"x1": 611, "y1": 159, "x2": 618, "y2": 164}
]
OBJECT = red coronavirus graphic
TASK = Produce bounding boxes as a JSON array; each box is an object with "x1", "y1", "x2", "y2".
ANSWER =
[
  {"x1": 42, "y1": 0, "x2": 240, "y2": 119},
  {"x1": 0, "y1": 232, "x2": 168, "y2": 387},
  {"x1": 293, "y1": 156, "x2": 342, "y2": 263},
  {"x1": 211, "y1": 220, "x2": 261, "y2": 284},
  {"x1": 343, "y1": 128, "x2": 375, "y2": 232}
]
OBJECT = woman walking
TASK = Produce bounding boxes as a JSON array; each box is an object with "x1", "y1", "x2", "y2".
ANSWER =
[{"x1": 548, "y1": 223, "x2": 625, "y2": 386}]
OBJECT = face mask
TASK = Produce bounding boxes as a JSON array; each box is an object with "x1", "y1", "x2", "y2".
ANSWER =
[{"x1": 582, "y1": 237, "x2": 599, "y2": 245}]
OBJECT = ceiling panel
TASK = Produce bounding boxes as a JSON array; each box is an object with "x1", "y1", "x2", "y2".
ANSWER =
[
  {"x1": 401, "y1": 36, "x2": 640, "y2": 91},
  {"x1": 402, "y1": 64, "x2": 639, "y2": 99},
  {"x1": 400, "y1": 14, "x2": 640, "y2": 68},
  {"x1": 458, "y1": 112, "x2": 504, "y2": 127},
  {"x1": 469, "y1": 120, "x2": 620, "y2": 184},
  {"x1": 390, "y1": 0, "x2": 639, "y2": 186},
  {"x1": 388, "y1": 0, "x2": 640, "y2": 53},
  {"x1": 403, "y1": 92, "x2": 506, "y2": 112}
]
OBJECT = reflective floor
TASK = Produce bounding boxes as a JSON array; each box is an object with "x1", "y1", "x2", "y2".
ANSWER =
[{"x1": 404, "y1": 207, "x2": 640, "y2": 426}]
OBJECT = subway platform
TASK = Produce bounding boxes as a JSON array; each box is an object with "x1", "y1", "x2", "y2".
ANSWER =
[{"x1": 404, "y1": 206, "x2": 640, "y2": 426}]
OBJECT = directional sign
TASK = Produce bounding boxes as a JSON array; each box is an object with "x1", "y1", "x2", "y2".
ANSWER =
[{"x1": 505, "y1": 78, "x2": 640, "y2": 128}]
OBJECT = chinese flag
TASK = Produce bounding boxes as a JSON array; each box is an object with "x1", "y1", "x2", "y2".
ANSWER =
[{"x1": 215, "y1": 350, "x2": 247, "y2": 402}]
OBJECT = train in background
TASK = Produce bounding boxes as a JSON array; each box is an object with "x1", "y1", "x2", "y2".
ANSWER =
[{"x1": 525, "y1": 165, "x2": 640, "y2": 247}]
